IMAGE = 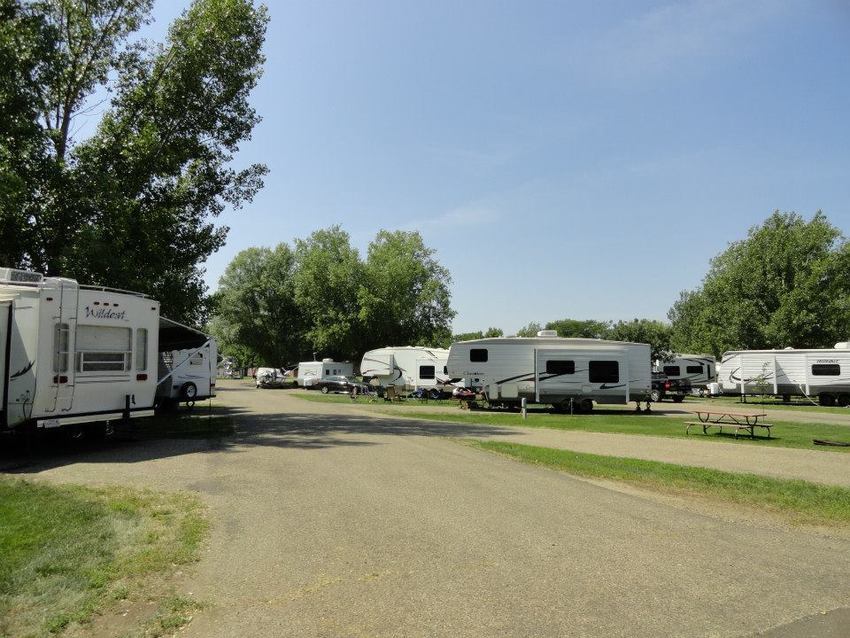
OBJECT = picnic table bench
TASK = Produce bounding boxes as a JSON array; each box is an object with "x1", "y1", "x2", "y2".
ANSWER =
[{"x1": 684, "y1": 410, "x2": 773, "y2": 438}]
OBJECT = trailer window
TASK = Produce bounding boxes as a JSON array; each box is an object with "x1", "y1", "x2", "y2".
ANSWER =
[
  {"x1": 419, "y1": 365, "x2": 435, "y2": 379},
  {"x1": 53, "y1": 323, "x2": 70, "y2": 372},
  {"x1": 75, "y1": 325, "x2": 131, "y2": 373},
  {"x1": 812, "y1": 364, "x2": 840, "y2": 376},
  {"x1": 470, "y1": 349, "x2": 488, "y2": 362},
  {"x1": 663, "y1": 365, "x2": 680, "y2": 376},
  {"x1": 135, "y1": 328, "x2": 148, "y2": 371},
  {"x1": 589, "y1": 360, "x2": 619, "y2": 383},
  {"x1": 545, "y1": 360, "x2": 575, "y2": 375},
  {"x1": 686, "y1": 365, "x2": 703, "y2": 374},
  {"x1": 190, "y1": 353, "x2": 203, "y2": 366}
]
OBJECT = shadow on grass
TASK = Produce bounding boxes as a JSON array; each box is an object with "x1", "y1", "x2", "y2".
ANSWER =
[{"x1": 0, "y1": 402, "x2": 516, "y2": 474}]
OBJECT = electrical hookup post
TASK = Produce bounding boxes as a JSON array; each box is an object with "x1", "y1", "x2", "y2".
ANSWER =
[{"x1": 521, "y1": 398, "x2": 527, "y2": 420}]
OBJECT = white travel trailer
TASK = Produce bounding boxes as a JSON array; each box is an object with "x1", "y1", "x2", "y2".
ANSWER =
[
  {"x1": 446, "y1": 331, "x2": 652, "y2": 410},
  {"x1": 717, "y1": 343, "x2": 850, "y2": 406},
  {"x1": 360, "y1": 346, "x2": 450, "y2": 396},
  {"x1": 1, "y1": 268, "x2": 159, "y2": 433},
  {"x1": 297, "y1": 359, "x2": 353, "y2": 387},
  {"x1": 156, "y1": 326, "x2": 217, "y2": 406},
  {"x1": 655, "y1": 354, "x2": 717, "y2": 388}
]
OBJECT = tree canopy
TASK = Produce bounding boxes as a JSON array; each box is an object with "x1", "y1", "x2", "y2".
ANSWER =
[
  {"x1": 669, "y1": 211, "x2": 850, "y2": 357},
  {"x1": 0, "y1": 0, "x2": 268, "y2": 323},
  {"x1": 211, "y1": 227, "x2": 456, "y2": 366}
]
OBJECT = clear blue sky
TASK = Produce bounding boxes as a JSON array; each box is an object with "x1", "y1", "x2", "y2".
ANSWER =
[{"x1": 145, "y1": 0, "x2": 850, "y2": 333}]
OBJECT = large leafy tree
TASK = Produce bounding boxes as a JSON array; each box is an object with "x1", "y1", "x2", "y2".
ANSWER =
[
  {"x1": 358, "y1": 230, "x2": 455, "y2": 350},
  {"x1": 210, "y1": 245, "x2": 304, "y2": 367},
  {"x1": 608, "y1": 318, "x2": 673, "y2": 362},
  {"x1": 0, "y1": 0, "x2": 269, "y2": 323},
  {"x1": 292, "y1": 227, "x2": 364, "y2": 360},
  {"x1": 669, "y1": 211, "x2": 850, "y2": 357}
]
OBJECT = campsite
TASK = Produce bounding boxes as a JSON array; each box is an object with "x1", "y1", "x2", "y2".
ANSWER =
[{"x1": 2, "y1": 1, "x2": 850, "y2": 637}]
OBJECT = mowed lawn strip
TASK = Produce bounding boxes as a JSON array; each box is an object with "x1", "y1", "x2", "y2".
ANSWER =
[
  {"x1": 684, "y1": 394, "x2": 849, "y2": 415},
  {"x1": 469, "y1": 441, "x2": 850, "y2": 526},
  {"x1": 0, "y1": 478, "x2": 207, "y2": 638},
  {"x1": 382, "y1": 409, "x2": 850, "y2": 452}
]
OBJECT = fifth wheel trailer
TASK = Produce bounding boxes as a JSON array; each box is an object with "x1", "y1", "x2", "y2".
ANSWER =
[
  {"x1": 360, "y1": 346, "x2": 450, "y2": 396},
  {"x1": 156, "y1": 323, "x2": 218, "y2": 406},
  {"x1": 446, "y1": 331, "x2": 652, "y2": 410},
  {"x1": 0, "y1": 268, "x2": 159, "y2": 433},
  {"x1": 655, "y1": 354, "x2": 717, "y2": 389},
  {"x1": 717, "y1": 344, "x2": 850, "y2": 406}
]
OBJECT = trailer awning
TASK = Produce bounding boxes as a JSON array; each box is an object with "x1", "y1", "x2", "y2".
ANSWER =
[{"x1": 159, "y1": 317, "x2": 210, "y2": 351}]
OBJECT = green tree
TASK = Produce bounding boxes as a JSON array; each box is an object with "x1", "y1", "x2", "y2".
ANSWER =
[
  {"x1": 515, "y1": 321, "x2": 542, "y2": 337},
  {"x1": 292, "y1": 227, "x2": 364, "y2": 360},
  {"x1": 609, "y1": 318, "x2": 673, "y2": 362},
  {"x1": 359, "y1": 230, "x2": 455, "y2": 351},
  {"x1": 210, "y1": 245, "x2": 305, "y2": 367},
  {"x1": 545, "y1": 318, "x2": 612, "y2": 339},
  {"x1": 450, "y1": 327, "x2": 503, "y2": 344},
  {"x1": 669, "y1": 211, "x2": 850, "y2": 357},
  {"x1": 0, "y1": 0, "x2": 269, "y2": 323}
]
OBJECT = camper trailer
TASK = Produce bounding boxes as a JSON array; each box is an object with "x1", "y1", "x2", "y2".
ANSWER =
[
  {"x1": 0, "y1": 268, "x2": 160, "y2": 433},
  {"x1": 360, "y1": 346, "x2": 450, "y2": 397},
  {"x1": 446, "y1": 331, "x2": 652, "y2": 410},
  {"x1": 156, "y1": 331, "x2": 218, "y2": 406},
  {"x1": 717, "y1": 344, "x2": 850, "y2": 406},
  {"x1": 655, "y1": 354, "x2": 716, "y2": 389},
  {"x1": 297, "y1": 359, "x2": 353, "y2": 387}
]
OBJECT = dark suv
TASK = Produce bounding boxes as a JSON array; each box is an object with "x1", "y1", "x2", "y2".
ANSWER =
[{"x1": 651, "y1": 373, "x2": 691, "y2": 403}]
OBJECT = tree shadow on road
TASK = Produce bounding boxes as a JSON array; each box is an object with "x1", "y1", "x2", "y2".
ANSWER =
[{"x1": 0, "y1": 405, "x2": 517, "y2": 474}]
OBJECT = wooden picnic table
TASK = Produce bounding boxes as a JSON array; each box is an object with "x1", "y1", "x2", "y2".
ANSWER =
[{"x1": 685, "y1": 410, "x2": 773, "y2": 438}]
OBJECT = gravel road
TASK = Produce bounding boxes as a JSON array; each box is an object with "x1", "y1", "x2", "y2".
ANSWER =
[{"x1": 6, "y1": 381, "x2": 850, "y2": 637}]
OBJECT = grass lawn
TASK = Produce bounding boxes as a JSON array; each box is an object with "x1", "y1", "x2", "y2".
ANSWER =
[
  {"x1": 470, "y1": 441, "x2": 850, "y2": 527},
  {"x1": 683, "y1": 394, "x2": 850, "y2": 414},
  {"x1": 0, "y1": 478, "x2": 207, "y2": 638},
  {"x1": 289, "y1": 390, "x2": 850, "y2": 451},
  {"x1": 384, "y1": 409, "x2": 850, "y2": 452}
]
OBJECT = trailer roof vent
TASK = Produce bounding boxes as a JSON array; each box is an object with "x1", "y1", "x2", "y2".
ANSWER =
[
  {"x1": 536, "y1": 330, "x2": 558, "y2": 338},
  {"x1": 0, "y1": 268, "x2": 44, "y2": 284},
  {"x1": 322, "y1": 357, "x2": 334, "y2": 363},
  {"x1": 835, "y1": 342, "x2": 850, "y2": 349}
]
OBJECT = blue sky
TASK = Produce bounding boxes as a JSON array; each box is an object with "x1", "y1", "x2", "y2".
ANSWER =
[{"x1": 140, "y1": 0, "x2": 850, "y2": 333}]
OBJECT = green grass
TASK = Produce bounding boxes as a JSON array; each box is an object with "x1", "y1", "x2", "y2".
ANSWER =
[
  {"x1": 684, "y1": 394, "x2": 850, "y2": 414},
  {"x1": 470, "y1": 441, "x2": 850, "y2": 526},
  {"x1": 386, "y1": 409, "x2": 850, "y2": 452},
  {"x1": 294, "y1": 391, "x2": 457, "y2": 406},
  {"x1": 0, "y1": 479, "x2": 207, "y2": 638}
]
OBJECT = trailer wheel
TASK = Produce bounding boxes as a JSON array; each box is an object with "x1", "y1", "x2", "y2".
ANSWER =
[
  {"x1": 579, "y1": 398, "x2": 593, "y2": 412},
  {"x1": 180, "y1": 382, "x2": 198, "y2": 401},
  {"x1": 838, "y1": 394, "x2": 850, "y2": 408},
  {"x1": 820, "y1": 393, "x2": 836, "y2": 407},
  {"x1": 428, "y1": 389, "x2": 441, "y2": 400},
  {"x1": 650, "y1": 389, "x2": 661, "y2": 402}
]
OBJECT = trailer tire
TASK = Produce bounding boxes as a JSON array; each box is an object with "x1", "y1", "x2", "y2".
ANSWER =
[
  {"x1": 428, "y1": 389, "x2": 441, "y2": 400},
  {"x1": 820, "y1": 393, "x2": 836, "y2": 407},
  {"x1": 838, "y1": 394, "x2": 850, "y2": 408},
  {"x1": 180, "y1": 382, "x2": 198, "y2": 401}
]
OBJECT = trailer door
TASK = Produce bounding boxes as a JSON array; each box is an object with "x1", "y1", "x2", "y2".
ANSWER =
[{"x1": 0, "y1": 301, "x2": 10, "y2": 426}]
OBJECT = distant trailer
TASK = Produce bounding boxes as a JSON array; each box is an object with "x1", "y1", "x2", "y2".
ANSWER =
[
  {"x1": 717, "y1": 343, "x2": 850, "y2": 406},
  {"x1": 0, "y1": 268, "x2": 159, "y2": 433},
  {"x1": 360, "y1": 346, "x2": 450, "y2": 396},
  {"x1": 156, "y1": 325, "x2": 218, "y2": 406},
  {"x1": 446, "y1": 331, "x2": 652, "y2": 411},
  {"x1": 655, "y1": 354, "x2": 716, "y2": 388},
  {"x1": 296, "y1": 359, "x2": 353, "y2": 387}
]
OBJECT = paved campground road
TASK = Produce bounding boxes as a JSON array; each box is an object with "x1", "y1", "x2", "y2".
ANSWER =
[{"x1": 8, "y1": 382, "x2": 850, "y2": 637}]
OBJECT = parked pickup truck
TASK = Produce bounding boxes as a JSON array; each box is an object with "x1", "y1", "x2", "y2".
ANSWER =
[{"x1": 651, "y1": 373, "x2": 691, "y2": 403}]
